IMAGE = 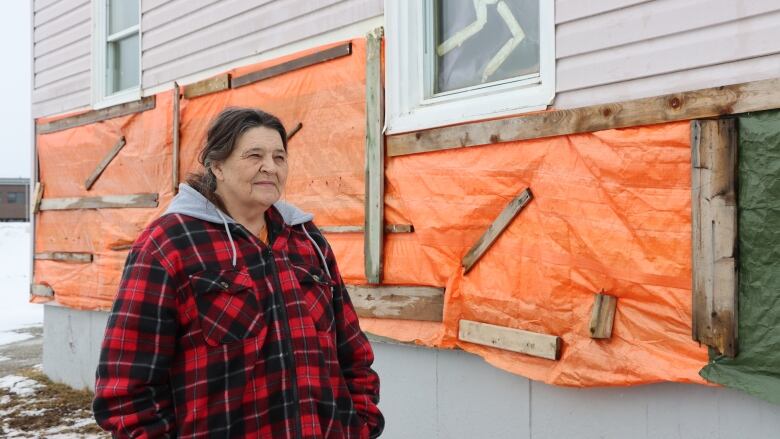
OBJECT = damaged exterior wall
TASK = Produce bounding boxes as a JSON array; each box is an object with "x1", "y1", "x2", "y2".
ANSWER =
[{"x1": 31, "y1": 1, "x2": 780, "y2": 437}]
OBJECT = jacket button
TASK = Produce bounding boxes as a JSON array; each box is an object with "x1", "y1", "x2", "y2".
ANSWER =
[{"x1": 219, "y1": 281, "x2": 229, "y2": 289}]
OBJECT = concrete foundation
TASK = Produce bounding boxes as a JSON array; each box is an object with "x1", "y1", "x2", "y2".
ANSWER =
[{"x1": 44, "y1": 304, "x2": 780, "y2": 438}]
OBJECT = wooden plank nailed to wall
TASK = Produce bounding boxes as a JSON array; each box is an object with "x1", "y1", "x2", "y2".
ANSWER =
[
  {"x1": 364, "y1": 28, "x2": 384, "y2": 284},
  {"x1": 589, "y1": 292, "x2": 617, "y2": 339},
  {"x1": 40, "y1": 193, "x2": 159, "y2": 211},
  {"x1": 183, "y1": 73, "x2": 230, "y2": 99},
  {"x1": 320, "y1": 224, "x2": 414, "y2": 234},
  {"x1": 459, "y1": 319, "x2": 561, "y2": 361},
  {"x1": 346, "y1": 285, "x2": 444, "y2": 322},
  {"x1": 31, "y1": 284, "x2": 54, "y2": 298},
  {"x1": 691, "y1": 118, "x2": 738, "y2": 358},
  {"x1": 462, "y1": 188, "x2": 533, "y2": 273},
  {"x1": 387, "y1": 77, "x2": 780, "y2": 157},
  {"x1": 232, "y1": 43, "x2": 352, "y2": 88},
  {"x1": 37, "y1": 96, "x2": 156, "y2": 135},
  {"x1": 34, "y1": 252, "x2": 93, "y2": 264},
  {"x1": 84, "y1": 136, "x2": 126, "y2": 190}
]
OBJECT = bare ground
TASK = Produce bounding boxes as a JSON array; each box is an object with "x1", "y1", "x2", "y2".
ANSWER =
[{"x1": 0, "y1": 326, "x2": 109, "y2": 438}]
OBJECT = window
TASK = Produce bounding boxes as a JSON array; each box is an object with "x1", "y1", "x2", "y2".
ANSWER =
[
  {"x1": 7, "y1": 192, "x2": 25, "y2": 204},
  {"x1": 385, "y1": 0, "x2": 555, "y2": 133},
  {"x1": 92, "y1": 0, "x2": 141, "y2": 109}
]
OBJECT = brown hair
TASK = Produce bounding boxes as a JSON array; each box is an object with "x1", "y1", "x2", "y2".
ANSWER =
[{"x1": 186, "y1": 107, "x2": 288, "y2": 210}]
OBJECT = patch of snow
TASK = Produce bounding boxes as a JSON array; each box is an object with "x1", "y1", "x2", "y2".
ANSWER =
[
  {"x1": 0, "y1": 375, "x2": 42, "y2": 396},
  {"x1": 0, "y1": 394, "x2": 9, "y2": 404},
  {"x1": 0, "y1": 223, "x2": 42, "y2": 345},
  {"x1": 0, "y1": 355, "x2": 10, "y2": 362},
  {"x1": 19, "y1": 408, "x2": 46, "y2": 416}
]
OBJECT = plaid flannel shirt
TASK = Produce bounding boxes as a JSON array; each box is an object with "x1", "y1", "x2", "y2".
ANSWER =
[{"x1": 94, "y1": 205, "x2": 383, "y2": 438}]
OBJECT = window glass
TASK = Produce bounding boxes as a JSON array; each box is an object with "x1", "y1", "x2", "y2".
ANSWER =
[
  {"x1": 108, "y1": 0, "x2": 139, "y2": 35},
  {"x1": 435, "y1": 0, "x2": 540, "y2": 94},
  {"x1": 107, "y1": 33, "x2": 140, "y2": 95}
]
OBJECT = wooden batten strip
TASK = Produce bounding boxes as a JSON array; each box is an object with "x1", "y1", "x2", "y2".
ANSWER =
[
  {"x1": 84, "y1": 136, "x2": 126, "y2": 190},
  {"x1": 319, "y1": 224, "x2": 414, "y2": 234},
  {"x1": 31, "y1": 284, "x2": 54, "y2": 298},
  {"x1": 459, "y1": 320, "x2": 562, "y2": 361},
  {"x1": 287, "y1": 122, "x2": 303, "y2": 141},
  {"x1": 31, "y1": 182, "x2": 44, "y2": 215},
  {"x1": 462, "y1": 188, "x2": 533, "y2": 273},
  {"x1": 387, "y1": 77, "x2": 780, "y2": 157},
  {"x1": 39, "y1": 193, "x2": 159, "y2": 211},
  {"x1": 691, "y1": 119, "x2": 738, "y2": 358},
  {"x1": 109, "y1": 244, "x2": 133, "y2": 251},
  {"x1": 232, "y1": 42, "x2": 352, "y2": 88},
  {"x1": 364, "y1": 28, "x2": 384, "y2": 284},
  {"x1": 183, "y1": 73, "x2": 230, "y2": 99},
  {"x1": 37, "y1": 96, "x2": 156, "y2": 135},
  {"x1": 173, "y1": 82, "x2": 181, "y2": 193},
  {"x1": 346, "y1": 285, "x2": 444, "y2": 322},
  {"x1": 589, "y1": 292, "x2": 618, "y2": 339},
  {"x1": 35, "y1": 252, "x2": 93, "y2": 264}
]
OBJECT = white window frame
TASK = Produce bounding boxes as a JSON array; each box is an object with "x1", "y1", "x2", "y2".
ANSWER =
[
  {"x1": 385, "y1": 0, "x2": 555, "y2": 134},
  {"x1": 91, "y1": 0, "x2": 141, "y2": 109}
]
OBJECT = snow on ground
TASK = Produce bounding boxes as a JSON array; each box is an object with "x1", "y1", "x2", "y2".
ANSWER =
[
  {"x1": 0, "y1": 375, "x2": 42, "y2": 396},
  {"x1": 0, "y1": 223, "x2": 42, "y2": 346}
]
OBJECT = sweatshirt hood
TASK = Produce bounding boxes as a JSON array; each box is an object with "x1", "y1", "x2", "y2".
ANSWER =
[{"x1": 164, "y1": 183, "x2": 314, "y2": 226}]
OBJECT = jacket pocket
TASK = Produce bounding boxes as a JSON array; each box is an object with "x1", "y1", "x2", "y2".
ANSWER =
[
  {"x1": 292, "y1": 264, "x2": 335, "y2": 333},
  {"x1": 190, "y1": 269, "x2": 263, "y2": 347}
]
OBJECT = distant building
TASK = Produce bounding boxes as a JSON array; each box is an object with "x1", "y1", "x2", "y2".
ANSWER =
[{"x1": 0, "y1": 178, "x2": 29, "y2": 222}]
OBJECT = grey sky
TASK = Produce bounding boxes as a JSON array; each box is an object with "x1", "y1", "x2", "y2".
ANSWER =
[{"x1": 0, "y1": 1, "x2": 31, "y2": 179}]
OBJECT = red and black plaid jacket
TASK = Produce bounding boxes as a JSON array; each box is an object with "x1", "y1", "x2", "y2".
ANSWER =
[{"x1": 94, "y1": 201, "x2": 383, "y2": 438}]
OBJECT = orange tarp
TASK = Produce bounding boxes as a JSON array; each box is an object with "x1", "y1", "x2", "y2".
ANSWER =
[{"x1": 34, "y1": 38, "x2": 708, "y2": 387}]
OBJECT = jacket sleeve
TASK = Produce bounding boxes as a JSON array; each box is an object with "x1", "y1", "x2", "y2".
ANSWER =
[
  {"x1": 93, "y1": 247, "x2": 178, "y2": 438},
  {"x1": 315, "y1": 228, "x2": 385, "y2": 438}
]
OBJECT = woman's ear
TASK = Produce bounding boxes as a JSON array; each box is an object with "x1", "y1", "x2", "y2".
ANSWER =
[{"x1": 211, "y1": 162, "x2": 224, "y2": 181}]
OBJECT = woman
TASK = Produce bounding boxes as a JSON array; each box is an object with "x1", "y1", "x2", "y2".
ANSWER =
[{"x1": 93, "y1": 108, "x2": 384, "y2": 438}]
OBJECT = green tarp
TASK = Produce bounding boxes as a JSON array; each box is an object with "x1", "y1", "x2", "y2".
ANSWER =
[{"x1": 700, "y1": 110, "x2": 780, "y2": 405}]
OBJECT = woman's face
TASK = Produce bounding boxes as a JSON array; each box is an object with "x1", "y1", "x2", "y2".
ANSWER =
[{"x1": 212, "y1": 126, "x2": 288, "y2": 212}]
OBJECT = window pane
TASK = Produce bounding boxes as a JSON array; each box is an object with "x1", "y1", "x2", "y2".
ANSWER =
[
  {"x1": 106, "y1": 33, "x2": 140, "y2": 94},
  {"x1": 109, "y1": 0, "x2": 139, "y2": 35},
  {"x1": 435, "y1": 0, "x2": 540, "y2": 94}
]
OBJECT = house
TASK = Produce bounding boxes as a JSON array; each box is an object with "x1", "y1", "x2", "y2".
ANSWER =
[
  {"x1": 0, "y1": 178, "x2": 29, "y2": 222},
  {"x1": 31, "y1": 1, "x2": 780, "y2": 437}
]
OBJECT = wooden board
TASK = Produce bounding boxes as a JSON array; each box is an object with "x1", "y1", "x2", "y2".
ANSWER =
[
  {"x1": 589, "y1": 293, "x2": 618, "y2": 339},
  {"x1": 39, "y1": 193, "x2": 159, "y2": 211},
  {"x1": 31, "y1": 182, "x2": 44, "y2": 215},
  {"x1": 458, "y1": 319, "x2": 561, "y2": 361},
  {"x1": 462, "y1": 188, "x2": 533, "y2": 273},
  {"x1": 84, "y1": 136, "x2": 126, "y2": 190},
  {"x1": 319, "y1": 224, "x2": 414, "y2": 234},
  {"x1": 183, "y1": 73, "x2": 230, "y2": 99},
  {"x1": 364, "y1": 28, "x2": 384, "y2": 284},
  {"x1": 287, "y1": 122, "x2": 303, "y2": 141},
  {"x1": 387, "y1": 77, "x2": 780, "y2": 157},
  {"x1": 691, "y1": 119, "x2": 738, "y2": 358},
  {"x1": 172, "y1": 82, "x2": 181, "y2": 193},
  {"x1": 346, "y1": 285, "x2": 444, "y2": 322},
  {"x1": 31, "y1": 284, "x2": 54, "y2": 298},
  {"x1": 37, "y1": 96, "x2": 156, "y2": 134},
  {"x1": 232, "y1": 42, "x2": 352, "y2": 88},
  {"x1": 34, "y1": 252, "x2": 93, "y2": 264}
]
